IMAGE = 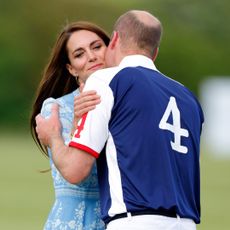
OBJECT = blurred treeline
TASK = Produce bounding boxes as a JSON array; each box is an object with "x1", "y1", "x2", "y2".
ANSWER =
[{"x1": 0, "y1": 0, "x2": 229, "y2": 130}]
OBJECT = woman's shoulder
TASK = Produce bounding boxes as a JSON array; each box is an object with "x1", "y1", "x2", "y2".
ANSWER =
[
  {"x1": 57, "y1": 89, "x2": 79, "y2": 105},
  {"x1": 41, "y1": 89, "x2": 79, "y2": 117}
]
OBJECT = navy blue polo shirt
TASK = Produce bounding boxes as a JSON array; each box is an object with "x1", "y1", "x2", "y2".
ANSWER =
[{"x1": 70, "y1": 55, "x2": 204, "y2": 224}]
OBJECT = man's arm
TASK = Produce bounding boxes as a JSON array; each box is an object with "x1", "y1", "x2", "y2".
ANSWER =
[{"x1": 35, "y1": 103, "x2": 95, "y2": 184}]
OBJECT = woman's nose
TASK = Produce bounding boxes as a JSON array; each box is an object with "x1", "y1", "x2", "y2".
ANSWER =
[{"x1": 87, "y1": 51, "x2": 97, "y2": 62}]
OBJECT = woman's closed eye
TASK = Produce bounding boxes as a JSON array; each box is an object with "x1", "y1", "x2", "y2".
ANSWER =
[
  {"x1": 74, "y1": 51, "x2": 84, "y2": 58},
  {"x1": 92, "y1": 43, "x2": 102, "y2": 50}
]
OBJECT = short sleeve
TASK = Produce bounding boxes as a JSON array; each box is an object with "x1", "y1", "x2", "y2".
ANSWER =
[
  {"x1": 69, "y1": 76, "x2": 114, "y2": 158},
  {"x1": 40, "y1": 97, "x2": 73, "y2": 146},
  {"x1": 41, "y1": 98, "x2": 57, "y2": 118}
]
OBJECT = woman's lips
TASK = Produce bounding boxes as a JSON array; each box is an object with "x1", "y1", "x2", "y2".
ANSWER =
[{"x1": 88, "y1": 63, "x2": 104, "y2": 71}]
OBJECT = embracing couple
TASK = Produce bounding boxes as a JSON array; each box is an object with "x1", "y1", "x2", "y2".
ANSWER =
[{"x1": 30, "y1": 10, "x2": 204, "y2": 230}]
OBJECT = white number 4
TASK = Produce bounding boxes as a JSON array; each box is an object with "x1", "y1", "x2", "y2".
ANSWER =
[{"x1": 159, "y1": 97, "x2": 189, "y2": 154}]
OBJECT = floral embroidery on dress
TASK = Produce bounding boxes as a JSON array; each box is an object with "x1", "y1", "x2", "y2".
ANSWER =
[{"x1": 41, "y1": 90, "x2": 105, "y2": 230}]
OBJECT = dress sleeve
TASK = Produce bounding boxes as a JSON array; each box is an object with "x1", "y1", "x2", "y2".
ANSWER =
[
  {"x1": 40, "y1": 97, "x2": 57, "y2": 118},
  {"x1": 40, "y1": 97, "x2": 73, "y2": 146}
]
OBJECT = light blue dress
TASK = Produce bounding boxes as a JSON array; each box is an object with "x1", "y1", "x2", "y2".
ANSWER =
[{"x1": 41, "y1": 89, "x2": 104, "y2": 230}]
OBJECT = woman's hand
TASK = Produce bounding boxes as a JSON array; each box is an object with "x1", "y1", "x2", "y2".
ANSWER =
[{"x1": 72, "y1": 83, "x2": 101, "y2": 133}]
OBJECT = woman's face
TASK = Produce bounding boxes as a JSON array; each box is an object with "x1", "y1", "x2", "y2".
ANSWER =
[{"x1": 66, "y1": 30, "x2": 107, "y2": 83}]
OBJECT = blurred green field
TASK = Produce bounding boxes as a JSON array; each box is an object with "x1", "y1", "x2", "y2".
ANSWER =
[
  {"x1": 0, "y1": 132, "x2": 229, "y2": 229},
  {"x1": 0, "y1": 132, "x2": 53, "y2": 229}
]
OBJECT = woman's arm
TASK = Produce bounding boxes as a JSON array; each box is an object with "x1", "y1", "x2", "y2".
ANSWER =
[
  {"x1": 75, "y1": 83, "x2": 101, "y2": 121},
  {"x1": 72, "y1": 84, "x2": 101, "y2": 134}
]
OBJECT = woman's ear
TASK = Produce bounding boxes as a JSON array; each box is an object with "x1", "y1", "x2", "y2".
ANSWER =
[
  {"x1": 66, "y1": 63, "x2": 77, "y2": 77},
  {"x1": 109, "y1": 31, "x2": 119, "y2": 49}
]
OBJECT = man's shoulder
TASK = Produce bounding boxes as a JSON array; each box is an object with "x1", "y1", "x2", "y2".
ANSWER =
[
  {"x1": 87, "y1": 66, "x2": 121, "y2": 84},
  {"x1": 93, "y1": 66, "x2": 121, "y2": 77}
]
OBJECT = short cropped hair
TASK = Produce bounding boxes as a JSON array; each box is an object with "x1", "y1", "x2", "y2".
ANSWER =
[{"x1": 114, "y1": 11, "x2": 162, "y2": 56}]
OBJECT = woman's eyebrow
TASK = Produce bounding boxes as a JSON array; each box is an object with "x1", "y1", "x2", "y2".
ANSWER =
[
  {"x1": 72, "y1": 39, "x2": 102, "y2": 54},
  {"x1": 90, "y1": 39, "x2": 101, "y2": 46},
  {"x1": 72, "y1": 47, "x2": 83, "y2": 55}
]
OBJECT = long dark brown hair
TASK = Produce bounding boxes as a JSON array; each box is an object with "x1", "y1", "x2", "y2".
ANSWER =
[{"x1": 30, "y1": 21, "x2": 110, "y2": 157}]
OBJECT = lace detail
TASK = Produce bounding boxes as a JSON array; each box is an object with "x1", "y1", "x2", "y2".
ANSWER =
[
  {"x1": 44, "y1": 201, "x2": 104, "y2": 230},
  {"x1": 40, "y1": 90, "x2": 104, "y2": 230}
]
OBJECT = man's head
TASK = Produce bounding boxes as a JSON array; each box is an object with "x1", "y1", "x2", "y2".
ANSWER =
[{"x1": 105, "y1": 10, "x2": 162, "y2": 67}]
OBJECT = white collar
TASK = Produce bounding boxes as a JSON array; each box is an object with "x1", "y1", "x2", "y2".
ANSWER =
[{"x1": 119, "y1": 55, "x2": 158, "y2": 71}]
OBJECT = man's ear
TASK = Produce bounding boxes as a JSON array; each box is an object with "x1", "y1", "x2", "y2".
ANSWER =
[
  {"x1": 109, "y1": 31, "x2": 119, "y2": 49},
  {"x1": 152, "y1": 47, "x2": 159, "y2": 62}
]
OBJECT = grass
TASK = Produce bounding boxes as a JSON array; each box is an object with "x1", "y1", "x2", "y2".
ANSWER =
[
  {"x1": 198, "y1": 152, "x2": 230, "y2": 230},
  {"x1": 0, "y1": 131, "x2": 229, "y2": 229},
  {"x1": 0, "y1": 132, "x2": 53, "y2": 229}
]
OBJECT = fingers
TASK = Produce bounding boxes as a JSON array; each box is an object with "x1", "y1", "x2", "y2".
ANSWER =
[
  {"x1": 78, "y1": 90, "x2": 98, "y2": 98},
  {"x1": 75, "y1": 99, "x2": 100, "y2": 111},
  {"x1": 34, "y1": 104, "x2": 61, "y2": 147},
  {"x1": 74, "y1": 91, "x2": 101, "y2": 118},
  {"x1": 35, "y1": 114, "x2": 46, "y2": 142},
  {"x1": 35, "y1": 114, "x2": 43, "y2": 123},
  {"x1": 75, "y1": 95, "x2": 101, "y2": 107},
  {"x1": 76, "y1": 105, "x2": 97, "y2": 117},
  {"x1": 75, "y1": 91, "x2": 100, "y2": 103},
  {"x1": 74, "y1": 92, "x2": 100, "y2": 109},
  {"x1": 74, "y1": 97, "x2": 100, "y2": 117}
]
